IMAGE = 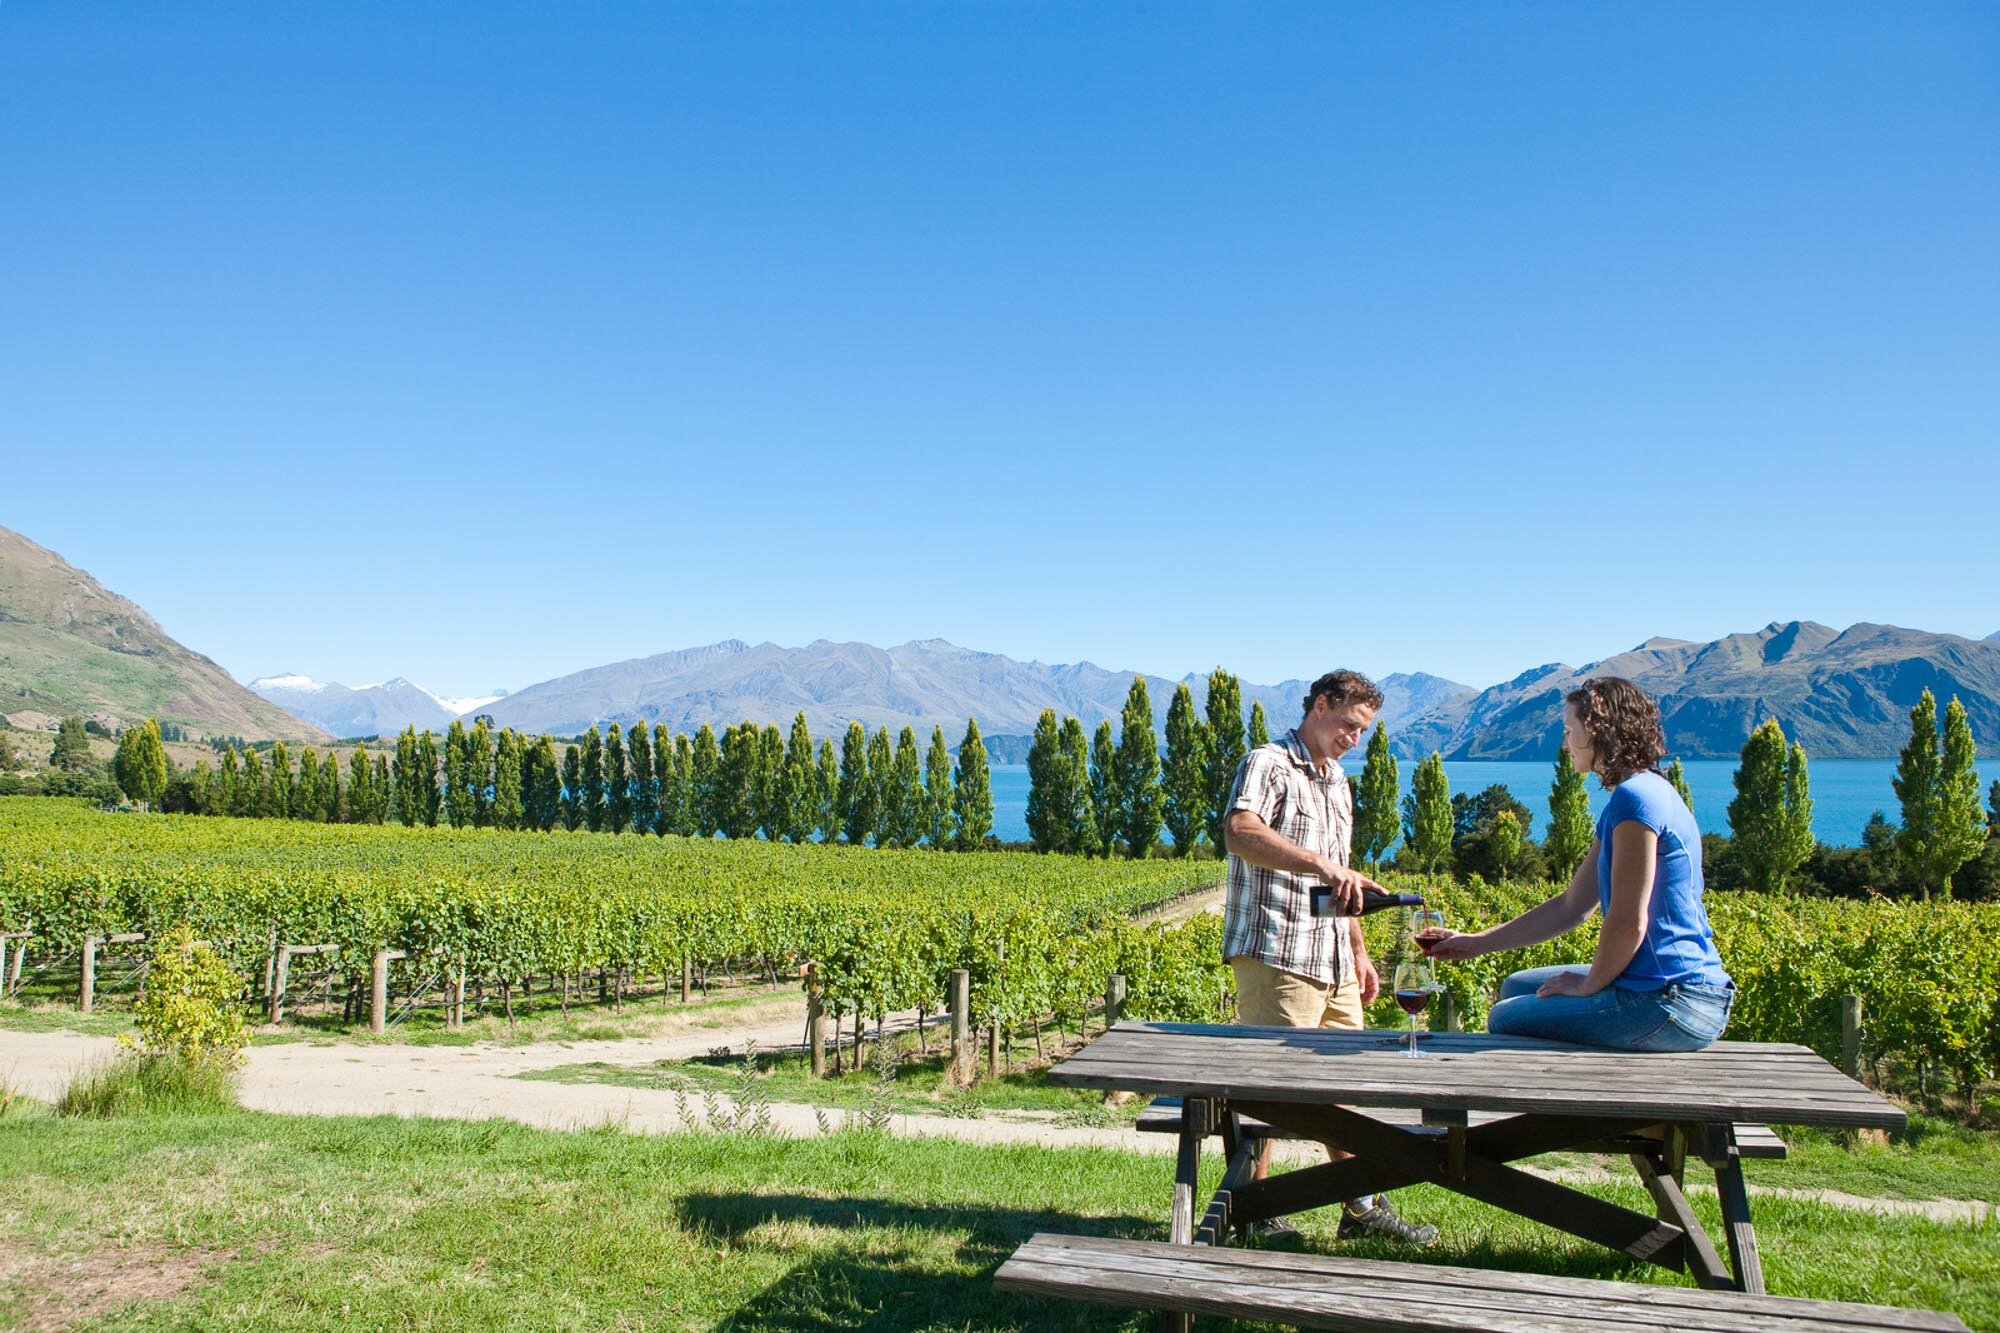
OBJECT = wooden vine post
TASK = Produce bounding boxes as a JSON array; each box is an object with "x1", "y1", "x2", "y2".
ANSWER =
[
  {"x1": 268, "y1": 942, "x2": 336, "y2": 1023},
  {"x1": 0, "y1": 930, "x2": 30, "y2": 1001},
  {"x1": 805, "y1": 962, "x2": 826, "y2": 1077},
  {"x1": 1841, "y1": 994, "x2": 1863, "y2": 1079},
  {"x1": 949, "y1": 968, "x2": 970, "y2": 1083},
  {"x1": 79, "y1": 932, "x2": 143, "y2": 1013},
  {"x1": 370, "y1": 948, "x2": 408, "y2": 1035},
  {"x1": 1104, "y1": 973, "x2": 1126, "y2": 1030}
]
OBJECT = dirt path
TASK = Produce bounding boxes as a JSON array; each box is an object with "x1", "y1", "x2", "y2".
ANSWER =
[{"x1": 1, "y1": 1008, "x2": 1986, "y2": 1226}]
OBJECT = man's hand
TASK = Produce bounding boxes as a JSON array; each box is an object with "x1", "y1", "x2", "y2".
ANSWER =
[
  {"x1": 1353, "y1": 952, "x2": 1380, "y2": 1005},
  {"x1": 1314, "y1": 860, "x2": 1381, "y2": 917},
  {"x1": 1535, "y1": 970, "x2": 1596, "y2": 999}
]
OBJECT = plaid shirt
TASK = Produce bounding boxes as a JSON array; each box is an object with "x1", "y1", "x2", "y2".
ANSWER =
[{"x1": 1221, "y1": 729, "x2": 1355, "y2": 986}]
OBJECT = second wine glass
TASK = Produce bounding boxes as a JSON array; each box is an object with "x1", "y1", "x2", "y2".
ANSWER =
[{"x1": 1392, "y1": 958, "x2": 1436, "y2": 1058}]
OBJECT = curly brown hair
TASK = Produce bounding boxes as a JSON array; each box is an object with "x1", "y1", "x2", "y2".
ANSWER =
[
  {"x1": 1302, "y1": 670, "x2": 1384, "y2": 719},
  {"x1": 1566, "y1": 676, "x2": 1666, "y2": 786}
]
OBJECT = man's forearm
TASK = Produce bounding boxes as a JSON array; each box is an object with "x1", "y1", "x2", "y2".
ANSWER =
[{"x1": 1224, "y1": 814, "x2": 1327, "y2": 880}]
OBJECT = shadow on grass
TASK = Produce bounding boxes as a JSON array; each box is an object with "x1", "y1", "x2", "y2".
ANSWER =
[
  {"x1": 676, "y1": 1186, "x2": 1664, "y2": 1331},
  {"x1": 679, "y1": 1191, "x2": 1157, "y2": 1331}
]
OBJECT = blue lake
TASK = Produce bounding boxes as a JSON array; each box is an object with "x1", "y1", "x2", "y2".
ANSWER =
[{"x1": 986, "y1": 759, "x2": 1923, "y2": 849}]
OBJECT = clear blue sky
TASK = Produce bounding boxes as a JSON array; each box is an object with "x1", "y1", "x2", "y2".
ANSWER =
[{"x1": 4, "y1": 3, "x2": 1996, "y2": 698}]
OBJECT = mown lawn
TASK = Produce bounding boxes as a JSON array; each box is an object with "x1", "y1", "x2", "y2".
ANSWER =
[{"x1": 0, "y1": 1099, "x2": 1992, "y2": 1331}]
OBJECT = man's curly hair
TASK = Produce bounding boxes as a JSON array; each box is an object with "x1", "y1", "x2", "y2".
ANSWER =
[
  {"x1": 1302, "y1": 670, "x2": 1384, "y2": 719},
  {"x1": 1566, "y1": 676, "x2": 1665, "y2": 786}
]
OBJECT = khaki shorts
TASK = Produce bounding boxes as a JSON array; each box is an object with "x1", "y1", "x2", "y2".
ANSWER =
[{"x1": 1229, "y1": 956, "x2": 1365, "y2": 1030}]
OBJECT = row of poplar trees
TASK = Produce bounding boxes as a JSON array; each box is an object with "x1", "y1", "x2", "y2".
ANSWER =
[
  {"x1": 171, "y1": 713, "x2": 996, "y2": 849},
  {"x1": 1023, "y1": 669, "x2": 1273, "y2": 858}
]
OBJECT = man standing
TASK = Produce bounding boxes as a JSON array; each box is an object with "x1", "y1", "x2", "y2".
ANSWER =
[{"x1": 1222, "y1": 669, "x2": 1438, "y2": 1245}]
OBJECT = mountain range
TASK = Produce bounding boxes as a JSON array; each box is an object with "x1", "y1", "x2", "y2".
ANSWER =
[
  {"x1": 247, "y1": 675, "x2": 506, "y2": 741},
  {"x1": 4, "y1": 523, "x2": 1995, "y2": 760}
]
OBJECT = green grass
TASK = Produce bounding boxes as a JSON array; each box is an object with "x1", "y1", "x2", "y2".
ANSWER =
[
  {"x1": 1742, "y1": 1115, "x2": 2000, "y2": 1203},
  {"x1": 0, "y1": 1102, "x2": 1991, "y2": 1331},
  {"x1": 519, "y1": 1026, "x2": 1132, "y2": 1123}
]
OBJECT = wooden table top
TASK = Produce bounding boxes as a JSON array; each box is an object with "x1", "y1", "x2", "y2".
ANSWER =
[{"x1": 1048, "y1": 1023, "x2": 1906, "y2": 1130}]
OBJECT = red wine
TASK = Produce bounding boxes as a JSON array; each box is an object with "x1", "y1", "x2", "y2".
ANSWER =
[{"x1": 1394, "y1": 989, "x2": 1432, "y2": 1016}]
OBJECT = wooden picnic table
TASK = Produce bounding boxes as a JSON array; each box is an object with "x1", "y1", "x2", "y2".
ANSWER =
[{"x1": 1044, "y1": 1021, "x2": 1909, "y2": 1299}]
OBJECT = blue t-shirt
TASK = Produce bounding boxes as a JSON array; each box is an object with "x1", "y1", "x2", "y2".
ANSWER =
[{"x1": 1595, "y1": 770, "x2": 1731, "y2": 991}]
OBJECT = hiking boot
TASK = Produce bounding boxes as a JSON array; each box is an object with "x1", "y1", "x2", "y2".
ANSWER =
[{"x1": 1336, "y1": 1194, "x2": 1439, "y2": 1246}]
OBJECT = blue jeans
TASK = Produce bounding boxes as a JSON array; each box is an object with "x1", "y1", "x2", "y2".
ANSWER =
[{"x1": 1485, "y1": 965, "x2": 1734, "y2": 1052}]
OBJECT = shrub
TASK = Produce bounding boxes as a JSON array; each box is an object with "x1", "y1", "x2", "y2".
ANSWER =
[
  {"x1": 57, "y1": 924, "x2": 248, "y2": 1119},
  {"x1": 129, "y1": 922, "x2": 250, "y2": 1068}
]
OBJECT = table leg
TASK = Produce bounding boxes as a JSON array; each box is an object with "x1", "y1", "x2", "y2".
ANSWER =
[
  {"x1": 1161, "y1": 1096, "x2": 1211, "y2": 1333},
  {"x1": 1630, "y1": 1150, "x2": 1732, "y2": 1289},
  {"x1": 1170, "y1": 1096, "x2": 1209, "y2": 1245},
  {"x1": 1704, "y1": 1123, "x2": 1766, "y2": 1294}
]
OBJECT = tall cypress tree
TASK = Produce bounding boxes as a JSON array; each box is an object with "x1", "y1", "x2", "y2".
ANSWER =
[
  {"x1": 757, "y1": 723, "x2": 786, "y2": 839},
  {"x1": 716, "y1": 723, "x2": 760, "y2": 838},
  {"x1": 559, "y1": 744, "x2": 584, "y2": 831},
  {"x1": 580, "y1": 726, "x2": 607, "y2": 832},
  {"x1": 627, "y1": 720, "x2": 655, "y2": 833},
  {"x1": 242, "y1": 746, "x2": 269, "y2": 817},
  {"x1": 528, "y1": 735, "x2": 560, "y2": 831},
  {"x1": 1161, "y1": 683, "x2": 1212, "y2": 857},
  {"x1": 443, "y1": 721, "x2": 471, "y2": 828},
  {"x1": 868, "y1": 726, "x2": 895, "y2": 847},
  {"x1": 654, "y1": 726, "x2": 679, "y2": 835},
  {"x1": 1729, "y1": 718, "x2": 1814, "y2": 893},
  {"x1": 296, "y1": 748, "x2": 321, "y2": 821},
  {"x1": 1248, "y1": 701, "x2": 1271, "y2": 749},
  {"x1": 690, "y1": 724, "x2": 720, "y2": 837},
  {"x1": 783, "y1": 714, "x2": 817, "y2": 842},
  {"x1": 1024, "y1": 709, "x2": 1063, "y2": 852},
  {"x1": 416, "y1": 731, "x2": 442, "y2": 826},
  {"x1": 1060, "y1": 716, "x2": 1097, "y2": 855},
  {"x1": 322, "y1": 746, "x2": 344, "y2": 821},
  {"x1": 1351, "y1": 722, "x2": 1401, "y2": 869},
  {"x1": 218, "y1": 747, "x2": 242, "y2": 817},
  {"x1": 923, "y1": 726, "x2": 952, "y2": 847},
  {"x1": 372, "y1": 754, "x2": 391, "y2": 823},
  {"x1": 1665, "y1": 758, "x2": 1694, "y2": 811},
  {"x1": 604, "y1": 723, "x2": 631, "y2": 834},
  {"x1": 952, "y1": 717, "x2": 993, "y2": 851},
  {"x1": 665, "y1": 731, "x2": 694, "y2": 836},
  {"x1": 114, "y1": 718, "x2": 169, "y2": 810},
  {"x1": 889, "y1": 726, "x2": 924, "y2": 847},
  {"x1": 815, "y1": 738, "x2": 840, "y2": 842},
  {"x1": 1402, "y1": 752, "x2": 1453, "y2": 873},
  {"x1": 1544, "y1": 745, "x2": 1592, "y2": 880},
  {"x1": 1894, "y1": 691, "x2": 1987, "y2": 899},
  {"x1": 348, "y1": 745, "x2": 373, "y2": 824},
  {"x1": 268, "y1": 741, "x2": 294, "y2": 819},
  {"x1": 468, "y1": 720, "x2": 494, "y2": 826},
  {"x1": 493, "y1": 729, "x2": 525, "y2": 830},
  {"x1": 1089, "y1": 720, "x2": 1118, "y2": 857},
  {"x1": 1204, "y1": 668, "x2": 1247, "y2": 853},
  {"x1": 1115, "y1": 676, "x2": 1164, "y2": 858},
  {"x1": 393, "y1": 727, "x2": 420, "y2": 826},
  {"x1": 839, "y1": 722, "x2": 871, "y2": 844}
]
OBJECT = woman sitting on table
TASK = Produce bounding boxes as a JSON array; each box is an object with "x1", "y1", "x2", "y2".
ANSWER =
[{"x1": 1420, "y1": 676, "x2": 1734, "y2": 1051}]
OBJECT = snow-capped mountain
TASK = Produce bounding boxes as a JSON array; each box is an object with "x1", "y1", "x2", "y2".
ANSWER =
[{"x1": 248, "y1": 675, "x2": 509, "y2": 739}]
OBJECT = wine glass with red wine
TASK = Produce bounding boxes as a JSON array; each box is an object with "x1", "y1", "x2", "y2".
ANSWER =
[{"x1": 1392, "y1": 959, "x2": 1436, "y2": 1058}]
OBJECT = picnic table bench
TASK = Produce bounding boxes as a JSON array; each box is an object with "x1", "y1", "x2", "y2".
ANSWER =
[
  {"x1": 998, "y1": 1232, "x2": 1970, "y2": 1331},
  {"x1": 994, "y1": 1022, "x2": 1965, "y2": 1332}
]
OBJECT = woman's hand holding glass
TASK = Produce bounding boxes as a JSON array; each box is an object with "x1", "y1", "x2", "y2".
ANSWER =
[{"x1": 1415, "y1": 927, "x2": 1487, "y2": 962}]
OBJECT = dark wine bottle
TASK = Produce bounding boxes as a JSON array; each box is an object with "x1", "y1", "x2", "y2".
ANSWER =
[{"x1": 1309, "y1": 887, "x2": 1426, "y2": 919}]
